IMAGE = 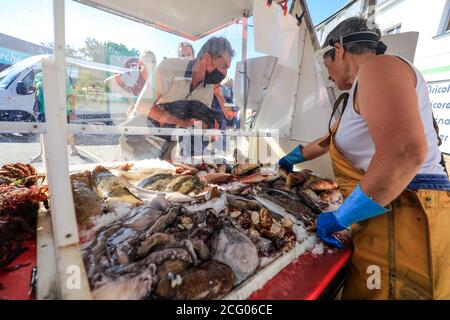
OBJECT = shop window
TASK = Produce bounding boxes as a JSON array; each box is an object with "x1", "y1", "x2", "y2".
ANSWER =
[
  {"x1": 437, "y1": 0, "x2": 450, "y2": 36},
  {"x1": 384, "y1": 24, "x2": 402, "y2": 35}
]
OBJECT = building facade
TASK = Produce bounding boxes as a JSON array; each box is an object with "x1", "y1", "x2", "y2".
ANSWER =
[
  {"x1": 315, "y1": 0, "x2": 450, "y2": 153},
  {"x1": 0, "y1": 33, "x2": 51, "y2": 71}
]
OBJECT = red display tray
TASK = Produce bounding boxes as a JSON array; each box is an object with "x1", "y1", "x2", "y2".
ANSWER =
[
  {"x1": 249, "y1": 248, "x2": 352, "y2": 300},
  {"x1": 0, "y1": 240, "x2": 36, "y2": 300},
  {"x1": 0, "y1": 240, "x2": 351, "y2": 300}
]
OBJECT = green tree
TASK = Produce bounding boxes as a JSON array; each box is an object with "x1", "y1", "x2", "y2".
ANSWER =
[
  {"x1": 39, "y1": 42, "x2": 83, "y2": 59},
  {"x1": 78, "y1": 38, "x2": 140, "y2": 64}
]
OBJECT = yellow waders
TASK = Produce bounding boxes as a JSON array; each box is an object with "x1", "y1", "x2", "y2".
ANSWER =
[{"x1": 329, "y1": 127, "x2": 450, "y2": 300}]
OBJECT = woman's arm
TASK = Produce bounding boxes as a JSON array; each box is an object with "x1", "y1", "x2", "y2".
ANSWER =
[
  {"x1": 301, "y1": 135, "x2": 331, "y2": 160},
  {"x1": 278, "y1": 134, "x2": 331, "y2": 172},
  {"x1": 357, "y1": 55, "x2": 427, "y2": 206}
]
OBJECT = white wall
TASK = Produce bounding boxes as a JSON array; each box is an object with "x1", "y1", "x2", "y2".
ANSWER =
[
  {"x1": 393, "y1": 0, "x2": 450, "y2": 81},
  {"x1": 317, "y1": 0, "x2": 364, "y2": 46},
  {"x1": 316, "y1": 0, "x2": 450, "y2": 81}
]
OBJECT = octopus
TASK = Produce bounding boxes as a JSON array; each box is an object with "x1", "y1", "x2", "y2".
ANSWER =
[
  {"x1": 134, "y1": 233, "x2": 179, "y2": 259},
  {"x1": 92, "y1": 266, "x2": 157, "y2": 300},
  {"x1": 165, "y1": 209, "x2": 221, "y2": 261},
  {"x1": 82, "y1": 201, "x2": 172, "y2": 279},
  {"x1": 226, "y1": 207, "x2": 296, "y2": 255},
  {"x1": 134, "y1": 232, "x2": 199, "y2": 266},
  {"x1": 145, "y1": 206, "x2": 181, "y2": 237}
]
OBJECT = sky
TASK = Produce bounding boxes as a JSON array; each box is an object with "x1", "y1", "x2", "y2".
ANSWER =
[
  {"x1": 0, "y1": 0, "x2": 347, "y2": 77},
  {"x1": 306, "y1": 0, "x2": 349, "y2": 25}
]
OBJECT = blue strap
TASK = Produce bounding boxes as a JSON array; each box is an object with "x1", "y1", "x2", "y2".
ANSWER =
[{"x1": 407, "y1": 174, "x2": 450, "y2": 191}]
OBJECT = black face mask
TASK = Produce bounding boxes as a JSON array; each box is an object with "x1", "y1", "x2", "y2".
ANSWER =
[{"x1": 204, "y1": 68, "x2": 226, "y2": 85}]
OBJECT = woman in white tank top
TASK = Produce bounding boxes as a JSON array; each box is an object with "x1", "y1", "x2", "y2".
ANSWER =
[
  {"x1": 278, "y1": 17, "x2": 450, "y2": 299},
  {"x1": 334, "y1": 57, "x2": 445, "y2": 175}
]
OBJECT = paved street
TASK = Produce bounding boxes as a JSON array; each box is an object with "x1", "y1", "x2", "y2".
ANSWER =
[
  {"x1": 0, "y1": 133, "x2": 121, "y2": 169},
  {"x1": 1, "y1": 133, "x2": 449, "y2": 175}
]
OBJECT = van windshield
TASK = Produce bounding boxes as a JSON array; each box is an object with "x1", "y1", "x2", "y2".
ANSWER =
[{"x1": 0, "y1": 66, "x2": 24, "y2": 89}]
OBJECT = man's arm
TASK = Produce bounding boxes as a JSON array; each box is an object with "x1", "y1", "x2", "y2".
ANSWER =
[
  {"x1": 214, "y1": 85, "x2": 234, "y2": 120},
  {"x1": 135, "y1": 62, "x2": 193, "y2": 127},
  {"x1": 357, "y1": 55, "x2": 427, "y2": 206}
]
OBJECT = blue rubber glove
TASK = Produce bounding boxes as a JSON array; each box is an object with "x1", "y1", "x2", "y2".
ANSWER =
[
  {"x1": 317, "y1": 185, "x2": 388, "y2": 248},
  {"x1": 278, "y1": 145, "x2": 305, "y2": 172}
]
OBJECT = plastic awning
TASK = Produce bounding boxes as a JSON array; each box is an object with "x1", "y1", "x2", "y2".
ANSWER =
[{"x1": 74, "y1": 0, "x2": 254, "y2": 40}]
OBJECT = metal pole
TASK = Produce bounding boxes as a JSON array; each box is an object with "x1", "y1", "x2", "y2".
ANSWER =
[
  {"x1": 241, "y1": 12, "x2": 249, "y2": 130},
  {"x1": 298, "y1": 0, "x2": 338, "y2": 109},
  {"x1": 367, "y1": 0, "x2": 377, "y2": 23},
  {"x1": 105, "y1": 46, "x2": 111, "y2": 122},
  {"x1": 41, "y1": 0, "x2": 92, "y2": 300},
  {"x1": 298, "y1": 0, "x2": 321, "y2": 50}
]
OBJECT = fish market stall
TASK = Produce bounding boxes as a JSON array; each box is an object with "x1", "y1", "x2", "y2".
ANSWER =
[
  {"x1": 1, "y1": 159, "x2": 351, "y2": 300},
  {"x1": 0, "y1": 0, "x2": 355, "y2": 300}
]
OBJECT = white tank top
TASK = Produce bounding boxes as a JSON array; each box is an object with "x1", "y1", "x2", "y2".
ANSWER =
[{"x1": 334, "y1": 56, "x2": 445, "y2": 175}]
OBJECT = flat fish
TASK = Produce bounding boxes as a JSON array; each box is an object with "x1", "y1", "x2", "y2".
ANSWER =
[
  {"x1": 70, "y1": 171, "x2": 104, "y2": 229},
  {"x1": 137, "y1": 173, "x2": 174, "y2": 189},
  {"x1": 298, "y1": 188, "x2": 329, "y2": 214},
  {"x1": 91, "y1": 166, "x2": 143, "y2": 206},
  {"x1": 257, "y1": 188, "x2": 316, "y2": 227},
  {"x1": 123, "y1": 182, "x2": 197, "y2": 203},
  {"x1": 238, "y1": 171, "x2": 278, "y2": 184},
  {"x1": 212, "y1": 226, "x2": 259, "y2": 284},
  {"x1": 200, "y1": 173, "x2": 232, "y2": 185},
  {"x1": 163, "y1": 176, "x2": 194, "y2": 193},
  {"x1": 231, "y1": 163, "x2": 261, "y2": 176}
]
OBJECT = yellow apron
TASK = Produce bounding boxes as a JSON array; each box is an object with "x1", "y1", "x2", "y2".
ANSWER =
[{"x1": 329, "y1": 123, "x2": 450, "y2": 300}]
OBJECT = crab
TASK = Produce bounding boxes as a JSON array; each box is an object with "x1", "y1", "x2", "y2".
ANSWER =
[
  {"x1": 0, "y1": 185, "x2": 48, "y2": 217},
  {"x1": 0, "y1": 163, "x2": 38, "y2": 187}
]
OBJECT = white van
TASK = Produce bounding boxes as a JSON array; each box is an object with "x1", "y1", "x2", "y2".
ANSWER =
[{"x1": 0, "y1": 54, "x2": 136, "y2": 124}]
